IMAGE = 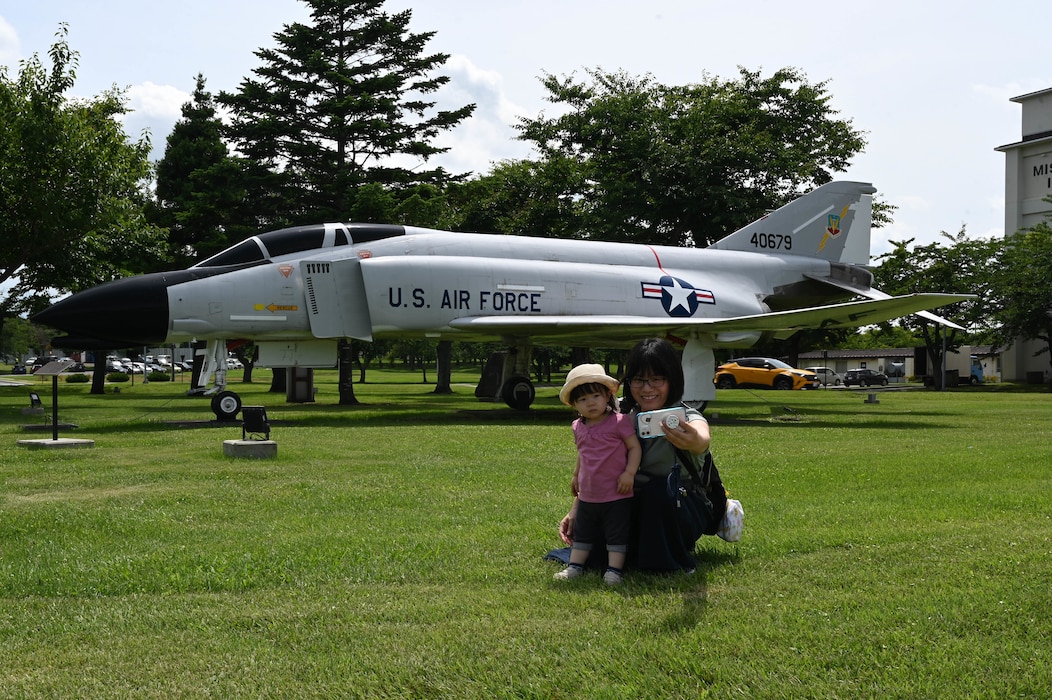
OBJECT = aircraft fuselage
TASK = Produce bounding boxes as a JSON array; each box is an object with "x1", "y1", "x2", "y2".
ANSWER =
[{"x1": 162, "y1": 230, "x2": 831, "y2": 348}]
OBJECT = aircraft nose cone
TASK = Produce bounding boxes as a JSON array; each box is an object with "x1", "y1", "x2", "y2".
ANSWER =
[{"x1": 33, "y1": 272, "x2": 171, "y2": 348}]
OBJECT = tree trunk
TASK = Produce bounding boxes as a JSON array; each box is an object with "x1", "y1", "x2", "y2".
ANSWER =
[
  {"x1": 90, "y1": 359, "x2": 107, "y2": 395},
  {"x1": 242, "y1": 345, "x2": 257, "y2": 383},
  {"x1": 434, "y1": 340, "x2": 453, "y2": 394}
]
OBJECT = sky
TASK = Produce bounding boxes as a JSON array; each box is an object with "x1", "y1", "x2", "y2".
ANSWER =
[{"x1": 3, "y1": 0, "x2": 1050, "y2": 261}]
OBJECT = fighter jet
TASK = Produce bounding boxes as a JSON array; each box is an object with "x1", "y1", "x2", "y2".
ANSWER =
[{"x1": 34, "y1": 181, "x2": 969, "y2": 417}]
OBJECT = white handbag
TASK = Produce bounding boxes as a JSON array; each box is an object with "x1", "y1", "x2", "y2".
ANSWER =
[{"x1": 717, "y1": 498, "x2": 744, "y2": 542}]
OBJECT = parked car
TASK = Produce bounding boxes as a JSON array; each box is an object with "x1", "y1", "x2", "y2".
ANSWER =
[
  {"x1": 805, "y1": 366, "x2": 843, "y2": 386},
  {"x1": 30, "y1": 356, "x2": 60, "y2": 373},
  {"x1": 714, "y1": 357, "x2": 820, "y2": 390},
  {"x1": 843, "y1": 368, "x2": 889, "y2": 387}
]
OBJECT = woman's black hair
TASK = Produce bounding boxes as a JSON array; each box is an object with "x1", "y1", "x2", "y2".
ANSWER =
[{"x1": 620, "y1": 337, "x2": 684, "y2": 413}]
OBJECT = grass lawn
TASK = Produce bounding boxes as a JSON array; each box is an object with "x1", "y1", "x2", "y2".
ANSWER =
[{"x1": 2, "y1": 369, "x2": 1050, "y2": 698}]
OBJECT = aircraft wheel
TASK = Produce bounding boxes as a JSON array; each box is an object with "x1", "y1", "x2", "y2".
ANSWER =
[
  {"x1": 501, "y1": 375, "x2": 535, "y2": 410},
  {"x1": 211, "y1": 390, "x2": 243, "y2": 421}
]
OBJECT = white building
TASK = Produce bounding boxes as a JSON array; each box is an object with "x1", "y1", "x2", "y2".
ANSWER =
[{"x1": 995, "y1": 88, "x2": 1052, "y2": 383}]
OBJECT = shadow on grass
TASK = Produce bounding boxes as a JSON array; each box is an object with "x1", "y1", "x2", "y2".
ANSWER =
[
  {"x1": 631, "y1": 547, "x2": 742, "y2": 632},
  {"x1": 66, "y1": 399, "x2": 957, "y2": 434},
  {"x1": 77, "y1": 404, "x2": 575, "y2": 434},
  {"x1": 15, "y1": 380, "x2": 979, "y2": 435},
  {"x1": 542, "y1": 548, "x2": 736, "y2": 632}
]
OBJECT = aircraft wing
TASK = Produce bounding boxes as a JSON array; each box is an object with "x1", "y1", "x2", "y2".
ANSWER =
[{"x1": 448, "y1": 292, "x2": 974, "y2": 344}]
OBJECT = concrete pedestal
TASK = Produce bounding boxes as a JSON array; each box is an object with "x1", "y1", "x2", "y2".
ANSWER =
[
  {"x1": 223, "y1": 439, "x2": 278, "y2": 459},
  {"x1": 17, "y1": 438, "x2": 96, "y2": 449}
]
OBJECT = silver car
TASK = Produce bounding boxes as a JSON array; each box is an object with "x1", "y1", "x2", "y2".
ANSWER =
[{"x1": 804, "y1": 366, "x2": 843, "y2": 386}]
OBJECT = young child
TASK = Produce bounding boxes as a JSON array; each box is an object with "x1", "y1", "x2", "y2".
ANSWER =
[{"x1": 554, "y1": 363, "x2": 642, "y2": 585}]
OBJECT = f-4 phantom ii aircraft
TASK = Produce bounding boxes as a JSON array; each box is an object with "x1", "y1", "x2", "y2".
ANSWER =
[{"x1": 35, "y1": 181, "x2": 970, "y2": 418}]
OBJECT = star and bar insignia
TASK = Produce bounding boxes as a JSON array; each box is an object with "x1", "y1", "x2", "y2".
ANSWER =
[{"x1": 641, "y1": 275, "x2": 716, "y2": 317}]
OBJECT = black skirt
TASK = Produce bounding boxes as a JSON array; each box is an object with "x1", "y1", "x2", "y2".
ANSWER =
[{"x1": 626, "y1": 475, "x2": 699, "y2": 572}]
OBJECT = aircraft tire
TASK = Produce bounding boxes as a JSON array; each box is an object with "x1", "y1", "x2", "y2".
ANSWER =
[
  {"x1": 211, "y1": 390, "x2": 243, "y2": 421},
  {"x1": 501, "y1": 375, "x2": 535, "y2": 410}
]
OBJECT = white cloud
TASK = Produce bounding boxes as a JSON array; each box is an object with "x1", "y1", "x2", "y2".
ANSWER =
[
  {"x1": 445, "y1": 54, "x2": 502, "y2": 93},
  {"x1": 127, "y1": 81, "x2": 189, "y2": 120},
  {"x1": 414, "y1": 54, "x2": 537, "y2": 175},
  {"x1": 0, "y1": 16, "x2": 18, "y2": 70},
  {"x1": 442, "y1": 53, "x2": 533, "y2": 126}
]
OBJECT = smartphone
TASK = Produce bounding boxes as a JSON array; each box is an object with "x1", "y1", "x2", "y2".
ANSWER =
[{"x1": 636, "y1": 407, "x2": 688, "y2": 438}]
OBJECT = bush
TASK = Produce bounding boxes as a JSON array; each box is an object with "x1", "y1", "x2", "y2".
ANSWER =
[
  {"x1": 107, "y1": 372, "x2": 130, "y2": 383},
  {"x1": 64, "y1": 373, "x2": 90, "y2": 383},
  {"x1": 147, "y1": 371, "x2": 171, "y2": 382}
]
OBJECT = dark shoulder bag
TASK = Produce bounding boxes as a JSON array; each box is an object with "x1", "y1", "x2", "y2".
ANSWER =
[{"x1": 669, "y1": 447, "x2": 728, "y2": 540}]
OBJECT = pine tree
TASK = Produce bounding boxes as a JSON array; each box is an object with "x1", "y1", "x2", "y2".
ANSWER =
[
  {"x1": 218, "y1": 0, "x2": 475, "y2": 226},
  {"x1": 153, "y1": 74, "x2": 239, "y2": 266}
]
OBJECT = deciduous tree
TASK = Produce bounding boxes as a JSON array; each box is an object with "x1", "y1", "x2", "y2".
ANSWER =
[
  {"x1": 987, "y1": 220, "x2": 1052, "y2": 374},
  {"x1": 1, "y1": 26, "x2": 165, "y2": 385},
  {"x1": 872, "y1": 229, "x2": 998, "y2": 387},
  {"x1": 512, "y1": 67, "x2": 866, "y2": 246}
]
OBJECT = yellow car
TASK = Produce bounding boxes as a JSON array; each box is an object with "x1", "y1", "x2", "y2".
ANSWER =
[{"x1": 714, "y1": 357, "x2": 820, "y2": 390}]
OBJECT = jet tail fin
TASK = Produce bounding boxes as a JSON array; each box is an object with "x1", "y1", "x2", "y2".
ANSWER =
[{"x1": 708, "y1": 181, "x2": 877, "y2": 266}]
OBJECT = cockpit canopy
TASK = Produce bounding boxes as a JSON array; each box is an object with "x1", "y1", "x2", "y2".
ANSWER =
[{"x1": 194, "y1": 222, "x2": 405, "y2": 268}]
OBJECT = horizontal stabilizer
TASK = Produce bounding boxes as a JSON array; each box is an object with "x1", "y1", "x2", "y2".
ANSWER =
[{"x1": 805, "y1": 273, "x2": 969, "y2": 330}]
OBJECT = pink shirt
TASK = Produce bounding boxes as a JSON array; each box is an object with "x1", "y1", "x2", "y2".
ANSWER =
[{"x1": 572, "y1": 411, "x2": 636, "y2": 503}]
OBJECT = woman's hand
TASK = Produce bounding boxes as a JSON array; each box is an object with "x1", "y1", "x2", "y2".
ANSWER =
[
  {"x1": 558, "y1": 499, "x2": 579, "y2": 545},
  {"x1": 661, "y1": 415, "x2": 711, "y2": 455}
]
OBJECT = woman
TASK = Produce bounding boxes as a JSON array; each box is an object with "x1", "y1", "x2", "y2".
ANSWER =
[{"x1": 558, "y1": 338, "x2": 725, "y2": 573}]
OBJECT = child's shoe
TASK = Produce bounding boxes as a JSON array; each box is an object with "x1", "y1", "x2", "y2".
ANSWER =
[
  {"x1": 554, "y1": 564, "x2": 584, "y2": 580},
  {"x1": 603, "y1": 569, "x2": 623, "y2": 586}
]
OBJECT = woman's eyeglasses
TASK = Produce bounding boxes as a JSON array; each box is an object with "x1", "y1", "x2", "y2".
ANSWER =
[{"x1": 629, "y1": 376, "x2": 666, "y2": 389}]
